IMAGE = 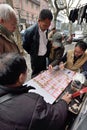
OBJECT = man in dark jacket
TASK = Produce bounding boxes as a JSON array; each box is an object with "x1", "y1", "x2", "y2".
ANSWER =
[
  {"x1": 23, "y1": 9, "x2": 53, "y2": 78},
  {"x1": 0, "y1": 53, "x2": 72, "y2": 130}
]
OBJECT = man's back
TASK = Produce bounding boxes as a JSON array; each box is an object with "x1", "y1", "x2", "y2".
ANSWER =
[{"x1": 0, "y1": 86, "x2": 68, "y2": 130}]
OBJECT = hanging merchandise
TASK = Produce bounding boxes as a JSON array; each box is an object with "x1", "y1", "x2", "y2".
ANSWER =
[
  {"x1": 69, "y1": 3, "x2": 87, "y2": 24},
  {"x1": 78, "y1": 5, "x2": 87, "y2": 24},
  {"x1": 69, "y1": 9, "x2": 79, "y2": 23}
]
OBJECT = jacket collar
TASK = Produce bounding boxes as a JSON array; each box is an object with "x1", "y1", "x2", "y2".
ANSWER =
[
  {"x1": 0, "y1": 24, "x2": 15, "y2": 44},
  {"x1": 0, "y1": 24, "x2": 12, "y2": 37},
  {"x1": 0, "y1": 84, "x2": 35, "y2": 97}
]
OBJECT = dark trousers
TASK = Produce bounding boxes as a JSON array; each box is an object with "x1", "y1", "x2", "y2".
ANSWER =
[{"x1": 30, "y1": 55, "x2": 46, "y2": 78}]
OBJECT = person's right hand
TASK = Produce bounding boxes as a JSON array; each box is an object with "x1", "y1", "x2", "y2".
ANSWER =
[{"x1": 61, "y1": 92, "x2": 72, "y2": 104}]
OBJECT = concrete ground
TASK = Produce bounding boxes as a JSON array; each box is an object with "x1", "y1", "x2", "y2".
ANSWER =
[{"x1": 24, "y1": 42, "x2": 76, "y2": 81}]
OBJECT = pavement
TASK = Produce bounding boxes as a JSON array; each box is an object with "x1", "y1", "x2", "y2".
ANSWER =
[
  {"x1": 24, "y1": 42, "x2": 76, "y2": 81},
  {"x1": 64, "y1": 42, "x2": 76, "y2": 53}
]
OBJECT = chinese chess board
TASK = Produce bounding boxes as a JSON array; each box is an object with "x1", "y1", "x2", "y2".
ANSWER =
[{"x1": 33, "y1": 68, "x2": 76, "y2": 99}]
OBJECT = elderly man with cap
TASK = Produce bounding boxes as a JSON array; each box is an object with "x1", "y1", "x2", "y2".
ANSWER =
[{"x1": 49, "y1": 31, "x2": 65, "y2": 68}]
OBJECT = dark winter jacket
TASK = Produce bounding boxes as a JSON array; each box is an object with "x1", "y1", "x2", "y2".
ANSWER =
[
  {"x1": 0, "y1": 84, "x2": 68, "y2": 130},
  {"x1": 23, "y1": 23, "x2": 51, "y2": 57}
]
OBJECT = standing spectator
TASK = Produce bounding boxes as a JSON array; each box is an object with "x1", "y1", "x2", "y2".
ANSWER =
[
  {"x1": 0, "y1": 4, "x2": 20, "y2": 54},
  {"x1": 0, "y1": 53, "x2": 72, "y2": 130},
  {"x1": 23, "y1": 9, "x2": 53, "y2": 78}
]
